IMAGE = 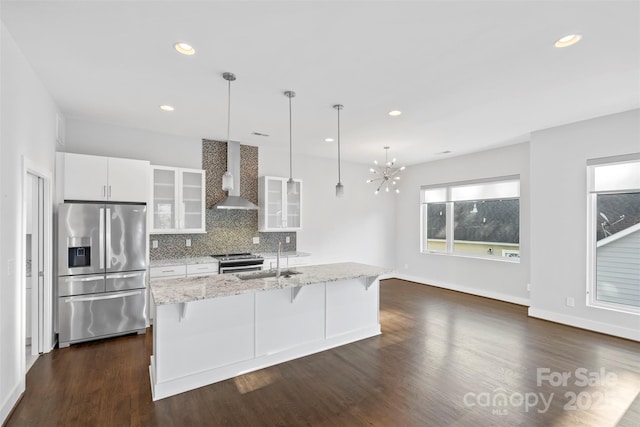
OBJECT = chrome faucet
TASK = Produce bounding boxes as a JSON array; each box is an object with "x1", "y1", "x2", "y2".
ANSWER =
[{"x1": 276, "y1": 241, "x2": 282, "y2": 278}]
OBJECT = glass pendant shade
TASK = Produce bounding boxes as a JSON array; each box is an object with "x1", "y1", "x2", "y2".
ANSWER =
[
  {"x1": 222, "y1": 171, "x2": 233, "y2": 191},
  {"x1": 287, "y1": 178, "x2": 297, "y2": 195},
  {"x1": 336, "y1": 182, "x2": 344, "y2": 198}
]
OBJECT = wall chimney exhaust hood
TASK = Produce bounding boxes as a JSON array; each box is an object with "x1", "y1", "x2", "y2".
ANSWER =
[{"x1": 213, "y1": 140, "x2": 258, "y2": 210}]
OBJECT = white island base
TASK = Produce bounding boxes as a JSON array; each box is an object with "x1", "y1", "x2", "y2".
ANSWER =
[{"x1": 149, "y1": 269, "x2": 384, "y2": 401}]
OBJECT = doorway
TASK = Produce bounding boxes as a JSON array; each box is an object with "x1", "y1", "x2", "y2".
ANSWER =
[
  {"x1": 22, "y1": 159, "x2": 53, "y2": 373},
  {"x1": 25, "y1": 173, "x2": 43, "y2": 369}
]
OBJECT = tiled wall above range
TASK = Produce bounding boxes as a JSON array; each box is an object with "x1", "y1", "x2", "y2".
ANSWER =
[{"x1": 149, "y1": 139, "x2": 296, "y2": 260}]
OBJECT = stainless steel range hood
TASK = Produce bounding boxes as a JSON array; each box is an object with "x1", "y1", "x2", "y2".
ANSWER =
[{"x1": 213, "y1": 140, "x2": 258, "y2": 210}]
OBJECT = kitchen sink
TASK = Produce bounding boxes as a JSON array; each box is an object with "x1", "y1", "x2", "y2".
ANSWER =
[{"x1": 236, "y1": 270, "x2": 303, "y2": 280}]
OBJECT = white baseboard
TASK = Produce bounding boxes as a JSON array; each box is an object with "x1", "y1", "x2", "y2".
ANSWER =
[
  {"x1": 528, "y1": 308, "x2": 640, "y2": 342},
  {"x1": 392, "y1": 273, "x2": 530, "y2": 306},
  {"x1": 1, "y1": 379, "x2": 24, "y2": 425}
]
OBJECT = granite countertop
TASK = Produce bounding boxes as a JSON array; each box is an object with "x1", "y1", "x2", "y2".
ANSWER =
[
  {"x1": 151, "y1": 262, "x2": 392, "y2": 305},
  {"x1": 150, "y1": 257, "x2": 218, "y2": 268}
]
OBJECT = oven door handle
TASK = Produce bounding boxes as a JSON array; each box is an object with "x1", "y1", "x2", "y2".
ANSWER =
[{"x1": 220, "y1": 265, "x2": 263, "y2": 273}]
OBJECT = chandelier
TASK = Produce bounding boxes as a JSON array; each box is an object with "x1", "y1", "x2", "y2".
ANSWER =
[{"x1": 366, "y1": 146, "x2": 405, "y2": 194}]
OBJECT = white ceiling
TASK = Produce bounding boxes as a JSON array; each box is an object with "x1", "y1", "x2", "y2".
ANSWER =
[{"x1": 2, "y1": 1, "x2": 639, "y2": 165}]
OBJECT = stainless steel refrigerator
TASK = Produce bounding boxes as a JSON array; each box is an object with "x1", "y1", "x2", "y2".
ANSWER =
[{"x1": 57, "y1": 202, "x2": 147, "y2": 347}]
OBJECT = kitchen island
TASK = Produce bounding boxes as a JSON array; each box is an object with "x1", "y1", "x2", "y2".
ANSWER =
[{"x1": 149, "y1": 262, "x2": 392, "y2": 400}]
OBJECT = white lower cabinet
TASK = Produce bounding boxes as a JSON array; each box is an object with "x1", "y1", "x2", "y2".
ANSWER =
[
  {"x1": 326, "y1": 279, "x2": 379, "y2": 338},
  {"x1": 150, "y1": 276, "x2": 382, "y2": 400},
  {"x1": 186, "y1": 262, "x2": 218, "y2": 277},
  {"x1": 255, "y1": 283, "x2": 325, "y2": 356},
  {"x1": 154, "y1": 293, "x2": 254, "y2": 381},
  {"x1": 149, "y1": 265, "x2": 187, "y2": 280},
  {"x1": 262, "y1": 255, "x2": 310, "y2": 271}
]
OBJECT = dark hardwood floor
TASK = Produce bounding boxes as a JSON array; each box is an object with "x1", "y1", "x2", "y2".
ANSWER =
[{"x1": 6, "y1": 279, "x2": 640, "y2": 426}]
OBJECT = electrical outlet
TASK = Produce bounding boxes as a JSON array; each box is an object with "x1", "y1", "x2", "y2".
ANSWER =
[
  {"x1": 253, "y1": 237, "x2": 260, "y2": 244},
  {"x1": 404, "y1": 264, "x2": 409, "y2": 270},
  {"x1": 566, "y1": 297, "x2": 575, "y2": 307},
  {"x1": 152, "y1": 240, "x2": 158, "y2": 249},
  {"x1": 527, "y1": 283, "x2": 531, "y2": 291},
  {"x1": 285, "y1": 236, "x2": 291, "y2": 244},
  {"x1": 186, "y1": 239, "x2": 191, "y2": 247}
]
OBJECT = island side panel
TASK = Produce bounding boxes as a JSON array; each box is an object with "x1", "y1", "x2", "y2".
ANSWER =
[
  {"x1": 255, "y1": 282, "x2": 325, "y2": 357},
  {"x1": 153, "y1": 292, "x2": 255, "y2": 383},
  {"x1": 326, "y1": 278, "x2": 380, "y2": 339}
]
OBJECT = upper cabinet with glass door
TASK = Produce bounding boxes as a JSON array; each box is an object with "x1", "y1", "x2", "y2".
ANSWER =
[
  {"x1": 149, "y1": 166, "x2": 206, "y2": 234},
  {"x1": 258, "y1": 176, "x2": 302, "y2": 232}
]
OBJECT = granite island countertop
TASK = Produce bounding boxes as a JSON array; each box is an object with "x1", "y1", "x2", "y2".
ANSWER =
[{"x1": 151, "y1": 262, "x2": 393, "y2": 305}]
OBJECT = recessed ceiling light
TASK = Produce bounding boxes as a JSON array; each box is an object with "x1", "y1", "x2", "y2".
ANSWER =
[
  {"x1": 159, "y1": 105, "x2": 175, "y2": 112},
  {"x1": 325, "y1": 138, "x2": 334, "y2": 142},
  {"x1": 388, "y1": 110, "x2": 402, "y2": 117},
  {"x1": 554, "y1": 34, "x2": 582, "y2": 48},
  {"x1": 174, "y1": 42, "x2": 195, "y2": 55}
]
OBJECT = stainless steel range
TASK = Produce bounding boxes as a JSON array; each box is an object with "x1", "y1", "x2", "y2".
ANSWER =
[{"x1": 213, "y1": 253, "x2": 264, "y2": 274}]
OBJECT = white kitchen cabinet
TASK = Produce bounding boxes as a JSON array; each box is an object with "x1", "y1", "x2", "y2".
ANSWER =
[
  {"x1": 261, "y1": 254, "x2": 310, "y2": 271},
  {"x1": 62, "y1": 153, "x2": 149, "y2": 202},
  {"x1": 186, "y1": 262, "x2": 219, "y2": 277},
  {"x1": 149, "y1": 261, "x2": 218, "y2": 281},
  {"x1": 149, "y1": 166, "x2": 206, "y2": 234},
  {"x1": 258, "y1": 176, "x2": 302, "y2": 232},
  {"x1": 149, "y1": 265, "x2": 187, "y2": 280}
]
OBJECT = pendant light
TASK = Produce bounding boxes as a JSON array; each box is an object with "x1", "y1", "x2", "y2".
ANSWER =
[
  {"x1": 221, "y1": 72, "x2": 235, "y2": 192},
  {"x1": 285, "y1": 90, "x2": 297, "y2": 195},
  {"x1": 334, "y1": 104, "x2": 344, "y2": 197}
]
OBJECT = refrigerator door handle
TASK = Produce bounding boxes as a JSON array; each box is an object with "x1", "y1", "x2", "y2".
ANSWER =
[
  {"x1": 65, "y1": 275, "x2": 104, "y2": 282},
  {"x1": 64, "y1": 289, "x2": 142, "y2": 303},
  {"x1": 99, "y1": 208, "x2": 105, "y2": 269},
  {"x1": 106, "y1": 208, "x2": 112, "y2": 269}
]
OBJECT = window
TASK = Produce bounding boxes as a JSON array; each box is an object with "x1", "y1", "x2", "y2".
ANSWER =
[
  {"x1": 587, "y1": 156, "x2": 640, "y2": 313},
  {"x1": 421, "y1": 176, "x2": 520, "y2": 260}
]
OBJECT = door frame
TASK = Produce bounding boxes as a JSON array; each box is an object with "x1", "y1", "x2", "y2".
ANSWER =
[{"x1": 21, "y1": 156, "x2": 54, "y2": 369}]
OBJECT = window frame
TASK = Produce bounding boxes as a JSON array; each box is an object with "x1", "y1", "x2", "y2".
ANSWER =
[
  {"x1": 420, "y1": 175, "x2": 521, "y2": 262},
  {"x1": 586, "y1": 154, "x2": 640, "y2": 315}
]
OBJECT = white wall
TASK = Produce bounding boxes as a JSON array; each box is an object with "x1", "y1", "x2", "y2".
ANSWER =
[
  {"x1": 529, "y1": 109, "x2": 640, "y2": 341},
  {"x1": 394, "y1": 143, "x2": 531, "y2": 305},
  {"x1": 260, "y1": 149, "x2": 396, "y2": 268},
  {"x1": 65, "y1": 117, "x2": 202, "y2": 169},
  {"x1": 0, "y1": 22, "x2": 60, "y2": 423}
]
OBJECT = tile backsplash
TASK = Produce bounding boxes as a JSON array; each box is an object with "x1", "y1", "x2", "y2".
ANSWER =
[{"x1": 149, "y1": 139, "x2": 295, "y2": 260}]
